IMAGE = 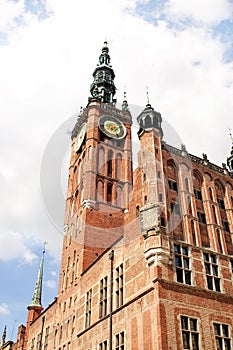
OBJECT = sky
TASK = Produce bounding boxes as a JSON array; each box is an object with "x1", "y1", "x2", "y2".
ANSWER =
[{"x1": 0, "y1": 0, "x2": 233, "y2": 341}]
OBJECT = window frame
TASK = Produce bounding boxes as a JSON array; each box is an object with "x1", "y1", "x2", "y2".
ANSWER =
[
  {"x1": 213, "y1": 322, "x2": 231, "y2": 350},
  {"x1": 99, "y1": 276, "x2": 108, "y2": 319},
  {"x1": 85, "y1": 288, "x2": 92, "y2": 328},
  {"x1": 180, "y1": 315, "x2": 200, "y2": 350},
  {"x1": 203, "y1": 252, "x2": 221, "y2": 292},
  {"x1": 174, "y1": 244, "x2": 192, "y2": 285}
]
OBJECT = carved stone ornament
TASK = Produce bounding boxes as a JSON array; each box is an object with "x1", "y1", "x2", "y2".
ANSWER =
[{"x1": 140, "y1": 203, "x2": 161, "y2": 235}]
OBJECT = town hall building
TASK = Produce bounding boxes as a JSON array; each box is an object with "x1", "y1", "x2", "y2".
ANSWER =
[{"x1": 1, "y1": 41, "x2": 233, "y2": 350}]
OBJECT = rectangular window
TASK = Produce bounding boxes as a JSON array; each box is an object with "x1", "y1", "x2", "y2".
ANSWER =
[
  {"x1": 197, "y1": 211, "x2": 206, "y2": 224},
  {"x1": 214, "y1": 323, "x2": 231, "y2": 350},
  {"x1": 171, "y1": 202, "x2": 181, "y2": 215},
  {"x1": 115, "y1": 331, "x2": 125, "y2": 350},
  {"x1": 180, "y1": 315, "x2": 199, "y2": 350},
  {"x1": 194, "y1": 189, "x2": 202, "y2": 201},
  {"x1": 99, "y1": 340, "x2": 108, "y2": 350},
  {"x1": 85, "y1": 289, "x2": 92, "y2": 328},
  {"x1": 36, "y1": 333, "x2": 41, "y2": 350},
  {"x1": 230, "y1": 259, "x2": 233, "y2": 277},
  {"x1": 217, "y1": 198, "x2": 225, "y2": 210},
  {"x1": 99, "y1": 276, "x2": 108, "y2": 318},
  {"x1": 115, "y1": 264, "x2": 124, "y2": 309},
  {"x1": 44, "y1": 327, "x2": 49, "y2": 350},
  {"x1": 222, "y1": 220, "x2": 230, "y2": 232},
  {"x1": 174, "y1": 244, "x2": 191, "y2": 285},
  {"x1": 168, "y1": 179, "x2": 178, "y2": 192},
  {"x1": 203, "y1": 253, "x2": 221, "y2": 292}
]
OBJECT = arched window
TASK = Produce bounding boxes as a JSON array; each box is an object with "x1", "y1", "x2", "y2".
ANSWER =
[
  {"x1": 209, "y1": 187, "x2": 213, "y2": 201},
  {"x1": 216, "y1": 229, "x2": 223, "y2": 253},
  {"x1": 107, "y1": 150, "x2": 113, "y2": 177},
  {"x1": 185, "y1": 177, "x2": 189, "y2": 192},
  {"x1": 212, "y1": 205, "x2": 218, "y2": 224},
  {"x1": 136, "y1": 205, "x2": 140, "y2": 217},
  {"x1": 116, "y1": 186, "x2": 122, "y2": 207},
  {"x1": 88, "y1": 146, "x2": 92, "y2": 160},
  {"x1": 116, "y1": 153, "x2": 122, "y2": 179},
  {"x1": 144, "y1": 114, "x2": 151, "y2": 128},
  {"x1": 97, "y1": 180, "x2": 104, "y2": 202},
  {"x1": 107, "y1": 183, "x2": 112, "y2": 202},
  {"x1": 98, "y1": 147, "x2": 105, "y2": 175},
  {"x1": 191, "y1": 220, "x2": 196, "y2": 245}
]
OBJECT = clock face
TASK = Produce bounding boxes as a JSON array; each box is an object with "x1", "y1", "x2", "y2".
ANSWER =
[
  {"x1": 98, "y1": 115, "x2": 126, "y2": 139},
  {"x1": 74, "y1": 123, "x2": 86, "y2": 152}
]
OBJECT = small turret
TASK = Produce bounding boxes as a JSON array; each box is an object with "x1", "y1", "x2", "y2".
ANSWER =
[{"x1": 137, "y1": 91, "x2": 163, "y2": 137}]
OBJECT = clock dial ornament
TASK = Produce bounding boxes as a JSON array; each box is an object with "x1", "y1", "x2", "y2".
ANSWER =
[
  {"x1": 98, "y1": 116, "x2": 126, "y2": 139},
  {"x1": 74, "y1": 123, "x2": 87, "y2": 152}
]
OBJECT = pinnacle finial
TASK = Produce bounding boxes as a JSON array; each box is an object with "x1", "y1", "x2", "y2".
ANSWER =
[
  {"x1": 227, "y1": 128, "x2": 233, "y2": 171},
  {"x1": 146, "y1": 86, "x2": 150, "y2": 106},
  {"x1": 28, "y1": 247, "x2": 46, "y2": 309},
  {"x1": 122, "y1": 90, "x2": 129, "y2": 111}
]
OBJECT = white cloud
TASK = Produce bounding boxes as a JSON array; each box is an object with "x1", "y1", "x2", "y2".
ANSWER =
[
  {"x1": 45, "y1": 280, "x2": 56, "y2": 289},
  {"x1": 0, "y1": 303, "x2": 10, "y2": 315},
  {"x1": 0, "y1": 0, "x2": 233, "y2": 333},
  {"x1": 164, "y1": 0, "x2": 233, "y2": 25},
  {"x1": 0, "y1": 0, "x2": 25, "y2": 30},
  {"x1": 0, "y1": 0, "x2": 232, "y2": 267},
  {"x1": 0, "y1": 232, "x2": 37, "y2": 263},
  {"x1": 50, "y1": 271, "x2": 57, "y2": 277}
]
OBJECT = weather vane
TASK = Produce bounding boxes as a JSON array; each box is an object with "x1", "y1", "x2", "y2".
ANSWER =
[
  {"x1": 229, "y1": 128, "x2": 233, "y2": 142},
  {"x1": 43, "y1": 241, "x2": 48, "y2": 254},
  {"x1": 146, "y1": 86, "x2": 150, "y2": 105}
]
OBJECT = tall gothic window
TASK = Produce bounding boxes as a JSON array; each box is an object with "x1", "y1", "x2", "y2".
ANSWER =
[
  {"x1": 180, "y1": 316, "x2": 199, "y2": 350},
  {"x1": 98, "y1": 147, "x2": 105, "y2": 175},
  {"x1": 174, "y1": 244, "x2": 191, "y2": 285},
  {"x1": 203, "y1": 253, "x2": 221, "y2": 292},
  {"x1": 115, "y1": 331, "x2": 125, "y2": 350},
  {"x1": 213, "y1": 323, "x2": 231, "y2": 350},
  {"x1": 107, "y1": 183, "x2": 112, "y2": 202},
  {"x1": 116, "y1": 153, "x2": 122, "y2": 179},
  {"x1": 115, "y1": 264, "x2": 124, "y2": 308},
  {"x1": 85, "y1": 289, "x2": 92, "y2": 328},
  {"x1": 99, "y1": 276, "x2": 108, "y2": 318},
  {"x1": 107, "y1": 150, "x2": 113, "y2": 177}
]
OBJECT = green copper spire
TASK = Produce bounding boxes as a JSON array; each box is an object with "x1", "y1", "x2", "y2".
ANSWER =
[
  {"x1": 1, "y1": 325, "x2": 6, "y2": 346},
  {"x1": 90, "y1": 41, "x2": 116, "y2": 104},
  {"x1": 28, "y1": 249, "x2": 45, "y2": 308}
]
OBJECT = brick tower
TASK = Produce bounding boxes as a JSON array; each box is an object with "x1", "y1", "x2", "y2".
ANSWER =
[{"x1": 59, "y1": 41, "x2": 133, "y2": 294}]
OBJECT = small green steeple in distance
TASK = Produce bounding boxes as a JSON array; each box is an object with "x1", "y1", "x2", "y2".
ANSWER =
[
  {"x1": 28, "y1": 247, "x2": 46, "y2": 308},
  {"x1": 1, "y1": 325, "x2": 6, "y2": 346}
]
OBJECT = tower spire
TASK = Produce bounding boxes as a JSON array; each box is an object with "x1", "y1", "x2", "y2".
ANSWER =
[
  {"x1": 28, "y1": 247, "x2": 46, "y2": 308},
  {"x1": 1, "y1": 325, "x2": 6, "y2": 346},
  {"x1": 90, "y1": 41, "x2": 116, "y2": 104},
  {"x1": 227, "y1": 128, "x2": 233, "y2": 172}
]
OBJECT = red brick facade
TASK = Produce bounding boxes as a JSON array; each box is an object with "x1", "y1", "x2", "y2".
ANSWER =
[{"x1": 5, "y1": 44, "x2": 233, "y2": 350}]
